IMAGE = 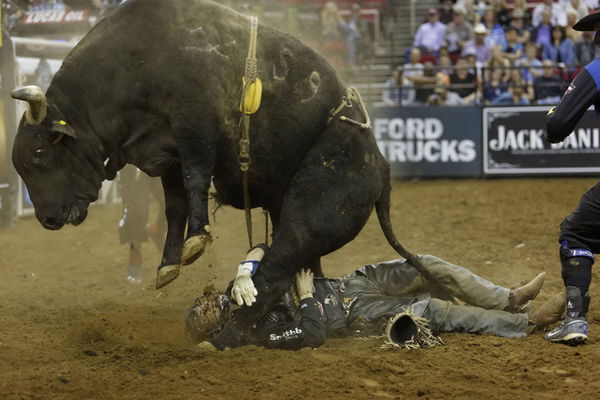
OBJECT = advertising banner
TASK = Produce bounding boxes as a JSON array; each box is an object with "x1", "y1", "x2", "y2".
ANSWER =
[
  {"x1": 483, "y1": 106, "x2": 600, "y2": 175},
  {"x1": 12, "y1": 10, "x2": 92, "y2": 37},
  {"x1": 370, "y1": 106, "x2": 482, "y2": 178}
]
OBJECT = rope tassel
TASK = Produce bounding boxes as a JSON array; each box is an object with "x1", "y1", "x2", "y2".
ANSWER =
[{"x1": 238, "y1": 16, "x2": 268, "y2": 248}]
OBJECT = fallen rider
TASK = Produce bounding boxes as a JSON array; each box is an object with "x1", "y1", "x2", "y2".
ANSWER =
[{"x1": 185, "y1": 245, "x2": 565, "y2": 350}]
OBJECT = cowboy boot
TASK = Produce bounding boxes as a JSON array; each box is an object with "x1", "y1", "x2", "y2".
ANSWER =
[
  {"x1": 528, "y1": 292, "x2": 565, "y2": 333},
  {"x1": 507, "y1": 272, "x2": 546, "y2": 311}
]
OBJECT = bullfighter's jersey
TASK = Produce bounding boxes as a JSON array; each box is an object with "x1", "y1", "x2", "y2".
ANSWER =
[{"x1": 546, "y1": 58, "x2": 600, "y2": 142}]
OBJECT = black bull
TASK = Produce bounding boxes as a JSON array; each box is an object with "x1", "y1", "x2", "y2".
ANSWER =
[{"x1": 11, "y1": 0, "x2": 425, "y2": 335}]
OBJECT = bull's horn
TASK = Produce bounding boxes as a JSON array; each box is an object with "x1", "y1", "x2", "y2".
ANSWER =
[{"x1": 10, "y1": 86, "x2": 47, "y2": 125}]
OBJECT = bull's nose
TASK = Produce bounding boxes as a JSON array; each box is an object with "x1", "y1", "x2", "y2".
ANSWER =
[{"x1": 42, "y1": 215, "x2": 64, "y2": 230}]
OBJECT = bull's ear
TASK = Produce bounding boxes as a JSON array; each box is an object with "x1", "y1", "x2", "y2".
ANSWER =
[{"x1": 51, "y1": 120, "x2": 77, "y2": 144}]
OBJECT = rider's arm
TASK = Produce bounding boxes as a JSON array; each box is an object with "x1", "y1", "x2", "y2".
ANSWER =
[{"x1": 546, "y1": 66, "x2": 600, "y2": 143}]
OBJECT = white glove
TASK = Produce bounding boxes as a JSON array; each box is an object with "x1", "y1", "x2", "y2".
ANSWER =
[{"x1": 232, "y1": 261, "x2": 258, "y2": 306}]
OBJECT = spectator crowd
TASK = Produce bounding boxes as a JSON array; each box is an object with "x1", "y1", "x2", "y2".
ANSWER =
[{"x1": 384, "y1": 0, "x2": 600, "y2": 106}]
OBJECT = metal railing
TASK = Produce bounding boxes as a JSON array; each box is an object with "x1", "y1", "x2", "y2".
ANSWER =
[{"x1": 373, "y1": 63, "x2": 572, "y2": 107}]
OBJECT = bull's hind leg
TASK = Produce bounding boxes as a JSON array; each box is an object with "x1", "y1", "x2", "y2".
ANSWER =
[{"x1": 233, "y1": 124, "x2": 385, "y2": 329}]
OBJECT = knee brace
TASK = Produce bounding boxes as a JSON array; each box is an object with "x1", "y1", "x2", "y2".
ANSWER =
[{"x1": 560, "y1": 242, "x2": 594, "y2": 294}]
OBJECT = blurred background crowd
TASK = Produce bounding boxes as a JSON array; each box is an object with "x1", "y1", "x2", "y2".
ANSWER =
[
  {"x1": 391, "y1": 0, "x2": 600, "y2": 107},
  {"x1": 1, "y1": 0, "x2": 598, "y2": 107}
]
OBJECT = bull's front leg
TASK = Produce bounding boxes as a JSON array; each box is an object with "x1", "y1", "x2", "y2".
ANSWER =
[
  {"x1": 172, "y1": 121, "x2": 215, "y2": 267},
  {"x1": 156, "y1": 165, "x2": 189, "y2": 288}
]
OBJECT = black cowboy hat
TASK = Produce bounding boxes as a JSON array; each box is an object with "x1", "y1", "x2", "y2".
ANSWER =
[{"x1": 573, "y1": 10, "x2": 600, "y2": 31}]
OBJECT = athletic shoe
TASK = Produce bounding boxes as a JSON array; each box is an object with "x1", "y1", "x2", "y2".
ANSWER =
[{"x1": 544, "y1": 317, "x2": 588, "y2": 345}]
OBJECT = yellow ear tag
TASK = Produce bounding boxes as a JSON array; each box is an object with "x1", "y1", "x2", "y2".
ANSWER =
[
  {"x1": 58, "y1": 120, "x2": 67, "y2": 125},
  {"x1": 240, "y1": 77, "x2": 262, "y2": 115}
]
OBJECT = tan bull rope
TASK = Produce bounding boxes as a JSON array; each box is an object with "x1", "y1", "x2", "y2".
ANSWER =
[
  {"x1": 239, "y1": 16, "x2": 269, "y2": 248},
  {"x1": 327, "y1": 87, "x2": 372, "y2": 129}
]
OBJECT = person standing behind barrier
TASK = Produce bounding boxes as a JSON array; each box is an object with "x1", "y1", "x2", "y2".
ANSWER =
[
  {"x1": 339, "y1": 3, "x2": 371, "y2": 67},
  {"x1": 118, "y1": 165, "x2": 166, "y2": 284},
  {"x1": 543, "y1": 11, "x2": 600, "y2": 345},
  {"x1": 320, "y1": 2, "x2": 346, "y2": 68}
]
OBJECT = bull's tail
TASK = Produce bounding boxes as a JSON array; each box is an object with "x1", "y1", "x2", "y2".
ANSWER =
[{"x1": 375, "y1": 181, "x2": 425, "y2": 271}]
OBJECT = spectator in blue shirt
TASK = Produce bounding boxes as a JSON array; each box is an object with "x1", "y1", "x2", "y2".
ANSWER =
[
  {"x1": 542, "y1": 25, "x2": 576, "y2": 70},
  {"x1": 531, "y1": 9, "x2": 553, "y2": 48},
  {"x1": 516, "y1": 41, "x2": 543, "y2": 83},
  {"x1": 501, "y1": 25, "x2": 524, "y2": 63},
  {"x1": 484, "y1": 68, "x2": 508, "y2": 104},
  {"x1": 482, "y1": 7, "x2": 505, "y2": 45}
]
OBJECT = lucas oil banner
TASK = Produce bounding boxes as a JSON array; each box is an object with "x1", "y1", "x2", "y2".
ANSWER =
[
  {"x1": 483, "y1": 107, "x2": 600, "y2": 175},
  {"x1": 370, "y1": 106, "x2": 482, "y2": 178}
]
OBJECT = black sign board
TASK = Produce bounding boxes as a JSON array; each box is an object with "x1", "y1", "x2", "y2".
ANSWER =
[
  {"x1": 370, "y1": 106, "x2": 482, "y2": 178},
  {"x1": 483, "y1": 106, "x2": 600, "y2": 175}
]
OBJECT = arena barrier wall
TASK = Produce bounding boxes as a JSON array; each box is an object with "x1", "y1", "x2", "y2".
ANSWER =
[
  {"x1": 370, "y1": 105, "x2": 600, "y2": 178},
  {"x1": 370, "y1": 106, "x2": 483, "y2": 178},
  {"x1": 483, "y1": 106, "x2": 600, "y2": 176}
]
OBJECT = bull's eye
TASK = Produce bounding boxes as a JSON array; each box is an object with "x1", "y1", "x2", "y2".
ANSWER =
[{"x1": 32, "y1": 148, "x2": 44, "y2": 165}]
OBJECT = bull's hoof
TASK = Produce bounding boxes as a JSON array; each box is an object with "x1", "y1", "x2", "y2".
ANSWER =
[
  {"x1": 181, "y1": 234, "x2": 212, "y2": 266},
  {"x1": 155, "y1": 264, "x2": 181, "y2": 289}
]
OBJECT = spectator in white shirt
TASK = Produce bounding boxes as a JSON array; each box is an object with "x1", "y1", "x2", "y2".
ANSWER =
[
  {"x1": 382, "y1": 67, "x2": 416, "y2": 106},
  {"x1": 532, "y1": 0, "x2": 567, "y2": 27},
  {"x1": 403, "y1": 47, "x2": 425, "y2": 83},
  {"x1": 566, "y1": 0, "x2": 590, "y2": 20}
]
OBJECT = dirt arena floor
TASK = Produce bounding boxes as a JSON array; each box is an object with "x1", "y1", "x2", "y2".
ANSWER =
[{"x1": 2, "y1": 178, "x2": 600, "y2": 400}]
